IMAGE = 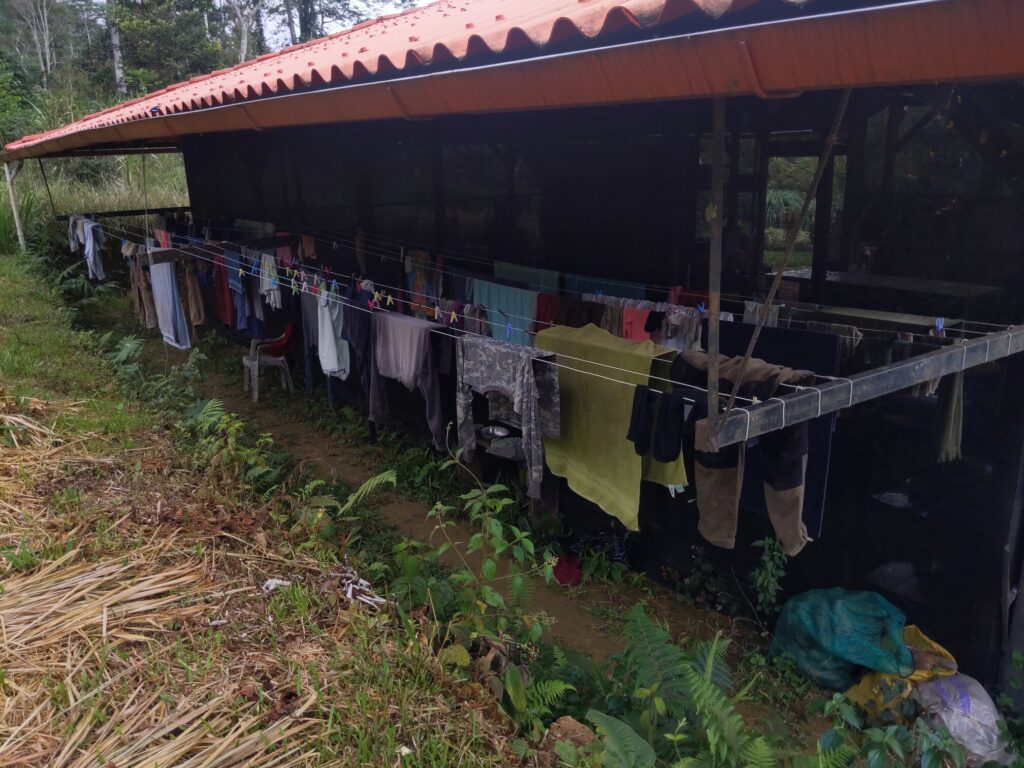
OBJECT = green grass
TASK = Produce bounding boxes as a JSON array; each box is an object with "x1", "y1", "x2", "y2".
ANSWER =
[{"x1": 0, "y1": 254, "x2": 156, "y2": 437}]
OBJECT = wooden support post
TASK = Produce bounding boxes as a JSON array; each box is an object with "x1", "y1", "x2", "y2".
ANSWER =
[
  {"x1": 707, "y1": 97, "x2": 727, "y2": 435},
  {"x1": 4, "y1": 161, "x2": 26, "y2": 251},
  {"x1": 810, "y1": 149, "x2": 836, "y2": 301},
  {"x1": 715, "y1": 89, "x2": 851, "y2": 438}
]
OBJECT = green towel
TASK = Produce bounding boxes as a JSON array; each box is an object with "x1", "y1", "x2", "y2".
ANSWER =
[{"x1": 536, "y1": 324, "x2": 687, "y2": 531}]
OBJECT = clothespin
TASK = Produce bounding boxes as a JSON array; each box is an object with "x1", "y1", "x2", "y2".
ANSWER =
[
  {"x1": 697, "y1": 302, "x2": 705, "y2": 314},
  {"x1": 434, "y1": 304, "x2": 441, "y2": 321},
  {"x1": 935, "y1": 317, "x2": 945, "y2": 332},
  {"x1": 373, "y1": 290, "x2": 382, "y2": 305},
  {"x1": 505, "y1": 322, "x2": 512, "y2": 339},
  {"x1": 386, "y1": 293, "x2": 395, "y2": 307},
  {"x1": 330, "y1": 278, "x2": 339, "y2": 294},
  {"x1": 239, "y1": 266, "x2": 245, "y2": 278},
  {"x1": 368, "y1": 298, "x2": 375, "y2": 309},
  {"x1": 325, "y1": 265, "x2": 333, "y2": 277},
  {"x1": 332, "y1": 241, "x2": 338, "y2": 251},
  {"x1": 596, "y1": 288, "x2": 604, "y2": 297},
  {"x1": 450, "y1": 309, "x2": 458, "y2": 324}
]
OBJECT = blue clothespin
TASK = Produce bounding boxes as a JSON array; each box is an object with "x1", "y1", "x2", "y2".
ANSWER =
[
  {"x1": 330, "y1": 278, "x2": 339, "y2": 294},
  {"x1": 697, "y1": 302, "x2": 706, "y2": 314},
  {"x1": 505, "y1": 322, "x2": 512, "y2": 339},
  {"x1": 596, "y1": 288, "x2": 604, "y2": 297},
  {"x1": 935, "y1": 317, "x2": 945, "y2": 332}
]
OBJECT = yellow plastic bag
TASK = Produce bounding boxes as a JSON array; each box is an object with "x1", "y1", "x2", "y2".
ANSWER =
[{"x1": 845, "y1": 625, "x2": 957, "y2": 720}]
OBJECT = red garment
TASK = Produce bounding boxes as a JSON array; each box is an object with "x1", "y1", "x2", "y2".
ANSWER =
[
  {"x1": 621, "y1": 307, "x2": 652, "y2": 341},
  {"x1": 533, "y1": 293, "x2": 562, "y2": 334},
  {"x1": 276, "y1": 244, "x2": 294, "y2": 268},
  {"x1": 212, "y1": 252, "x2": 234, "y2": 327},
  {"x1": 153, "y1": 228, "x2": 172, "y2": 249},
  {"x1": 553, "y1": 555, "x2": 582, "y2": 587},
  {"x1": 668, "y1": 287, "x2": 708, "y2": 308}
]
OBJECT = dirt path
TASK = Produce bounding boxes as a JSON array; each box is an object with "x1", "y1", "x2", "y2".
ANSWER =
[{"x1": 187, "y1": 358, "x2": 733, "y2": 662}]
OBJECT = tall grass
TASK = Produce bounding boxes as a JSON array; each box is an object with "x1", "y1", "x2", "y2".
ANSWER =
[{"x1": 0, "y1": 153, "x2": 188, "y2": 254}]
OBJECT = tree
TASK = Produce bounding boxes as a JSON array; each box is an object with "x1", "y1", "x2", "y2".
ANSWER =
[
  {"x1": 106, "y1": 0, "x2": 126, "y2": 95},
  {"x1": 11, "y1": 0, "x2": 55, "y2": 88},
  {"x1": 224, "y1": 0, "x2": 264, "y2": 63}
]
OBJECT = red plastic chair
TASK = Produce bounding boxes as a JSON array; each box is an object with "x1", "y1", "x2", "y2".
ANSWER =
[{"x1": 242, "y1": 322, "x2": 294, "y2": 402}]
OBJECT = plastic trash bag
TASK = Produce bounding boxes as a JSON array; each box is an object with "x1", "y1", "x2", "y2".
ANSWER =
[
  {"x1": 912, "y1": 674, "x2": 1015, "y2": 766},
  {"x1": 845, "y1": 625, "x2": 958, "y2": 720},
  {"x1": 770, "y1": 588, "x2": 915, "y2": 690}
]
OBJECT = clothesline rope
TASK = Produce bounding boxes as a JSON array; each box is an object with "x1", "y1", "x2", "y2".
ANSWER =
[
  {"x1": 112, "y1": 217, "x2": 971, "y2": 357},
  {"x1": 113, "y1": 219, "x2": 985, "y2": 400},
  {"x1": 104, "y1": 222, "x2": 723, "y2": 403},
  {"x1": 229, "y1": 221, "x2": 1000, "y2": 343},
  {"x1": 113, "y1": 215, "x2": 999, "y2": 344}
]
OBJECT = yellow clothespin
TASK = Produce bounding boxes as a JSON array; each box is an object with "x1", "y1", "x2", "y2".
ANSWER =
[
  {"x1": 450, "y1": 310, "x2": 458, "y2": 324},
  {"x1": 373, "y1": 290, "x2": 382, "y2": 304},
  {"x1": 386, "y1": 293, "x2": 395, "y2": 307}
]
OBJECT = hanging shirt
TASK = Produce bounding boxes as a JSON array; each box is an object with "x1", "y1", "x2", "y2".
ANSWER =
[
  {"x1": 318, "y1": 288, "x2": 350, "y2": 380},
  {"x1": 369, "y1": 312, "x2": 445, "y2": 451},
  {"x1": 456, "y1": 336, "x2": 560, "y2": 499},
  {"x1": 259, "y1": 251, "x2": 283, "y2": 310},
  {"x1": 743, "y1": 300, "x2": 780, "y2": 327},
  {"x1": 405, "y1": 250, "x2": 442, "y2": 318},
  {"x1": 149, "y1": 262, "x2": 191, "y2": 350},
  {"x1": 470, "y1": 278, "x2": 538, "y2": 346},
  {"x1": 535, "y1": 325, "x2": 686, "y2": 531}
]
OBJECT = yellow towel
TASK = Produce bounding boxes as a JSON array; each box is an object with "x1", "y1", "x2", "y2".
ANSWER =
[{"x1": 537, "y1": 324, "x2": 687, "y2": 530}]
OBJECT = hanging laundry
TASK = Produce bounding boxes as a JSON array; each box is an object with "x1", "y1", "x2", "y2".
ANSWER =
[
  {"x1": 369, "y1": 312, "x2": 446, "y2": 451},
  {"x1": 667, "y1": 287, "x2": 708, "y2": 308},
  {"x1": 621, "y1": 307, "x2": 652, "y2": 341},
  {"x1": 300, "y1": 235, "x2": 317, "y2": 261},
  {"x1": 652, "y1": 307, "x2": 703, "y2": 352},
  {"x1": 565, "y1": 274, "x2": 646, "y2": 300},
  {"x1": 743, "y1": 300, "x2": 780, "y2": 327},
  {"x1": 558, "y1": 298, "x2": 605, "y2": 329},
  {"x1": 675, "y1": 350, "x2": 813, "y2": 556},
  {"x1": 533, "y1": 293, "x2": 563, "y2": 334},
  {"x1": 180, "y1": 260, "x2": 206, "y2": 326},
  {"x1": 149, "y1": 261, "x2": 191, "y2": 350},
  {"x1": 300, "y1": 282, "x2": 321, "y2": 395},
  {"x1": 318, "y1": 286, "x2": 350, "y2": 380},
  {"x1": 125, "y1": 246, "x2": 157, "y2": 330},
  {"x1": 152, "y1": 228, "x2": 172, "y2": 249},
  {"x1": 456, "y1": 336, "x2": 560, "y2": 499},
  {"x1": 599, "y1": 304, "x2": 623, "y2": 337},
  {"x1": 67, "y1": 215, "x2": 107, "y2": 280},
  {"x1": 805, "y1": 321, "x2": 863, "y2": 360},
  {"x1": 494, "y1": 261, "x2": 560, "y2": 294},
  {"x1": 714, "y1": 321, "x2": 840, "y2": 542},
  {"x1": 259, "y1": 251, "x2": 283, "y2": 310},
  {"x1": 342, "y1": 283, "x2": 375, "y2": 397},
  {"x1": 536, "y1": 325, "x2": 686, "y2": 531},
  {"x1": 626, "y1": 385, "x2": 658, "y2": 454},
  {"x1": 471, "y1": 278, "x2": 537, "y2": 346},
  {"x1": 462, "y1": 304, "x2": 491, "y2": 337},
  {"x1": 211, "y1": 251, "x2": 234, "y2": 328},
  {"x1": 406, "y1": 249, "x2": 443, "y2": 318}
]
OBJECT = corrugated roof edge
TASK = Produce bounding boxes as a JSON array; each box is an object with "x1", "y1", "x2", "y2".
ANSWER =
[{"x1": 4, "y1": 0, "x2": 806, "y2": 154}]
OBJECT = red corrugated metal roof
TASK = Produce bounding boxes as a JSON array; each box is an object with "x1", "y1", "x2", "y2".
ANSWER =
[
  {"x1": 5, "y1": 0, "x2": 1024, "y2": 160},
  {"x1": 3, "y1": 0, "x2": 799, "y2": 156}
]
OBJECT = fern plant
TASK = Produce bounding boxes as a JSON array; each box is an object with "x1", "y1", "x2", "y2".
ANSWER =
[{"x1": 595, "y1": 606, "x2": 777, "y2": 768}]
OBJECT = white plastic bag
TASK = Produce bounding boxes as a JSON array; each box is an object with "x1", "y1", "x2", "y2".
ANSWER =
[{"x1": 912, "y1": 674, "x2": 1015, "y2": 766}]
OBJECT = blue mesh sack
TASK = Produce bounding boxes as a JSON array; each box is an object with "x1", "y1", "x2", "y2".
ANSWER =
[{"x1": 770, "y1": 588, "x2": 915, "y2": 690}]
